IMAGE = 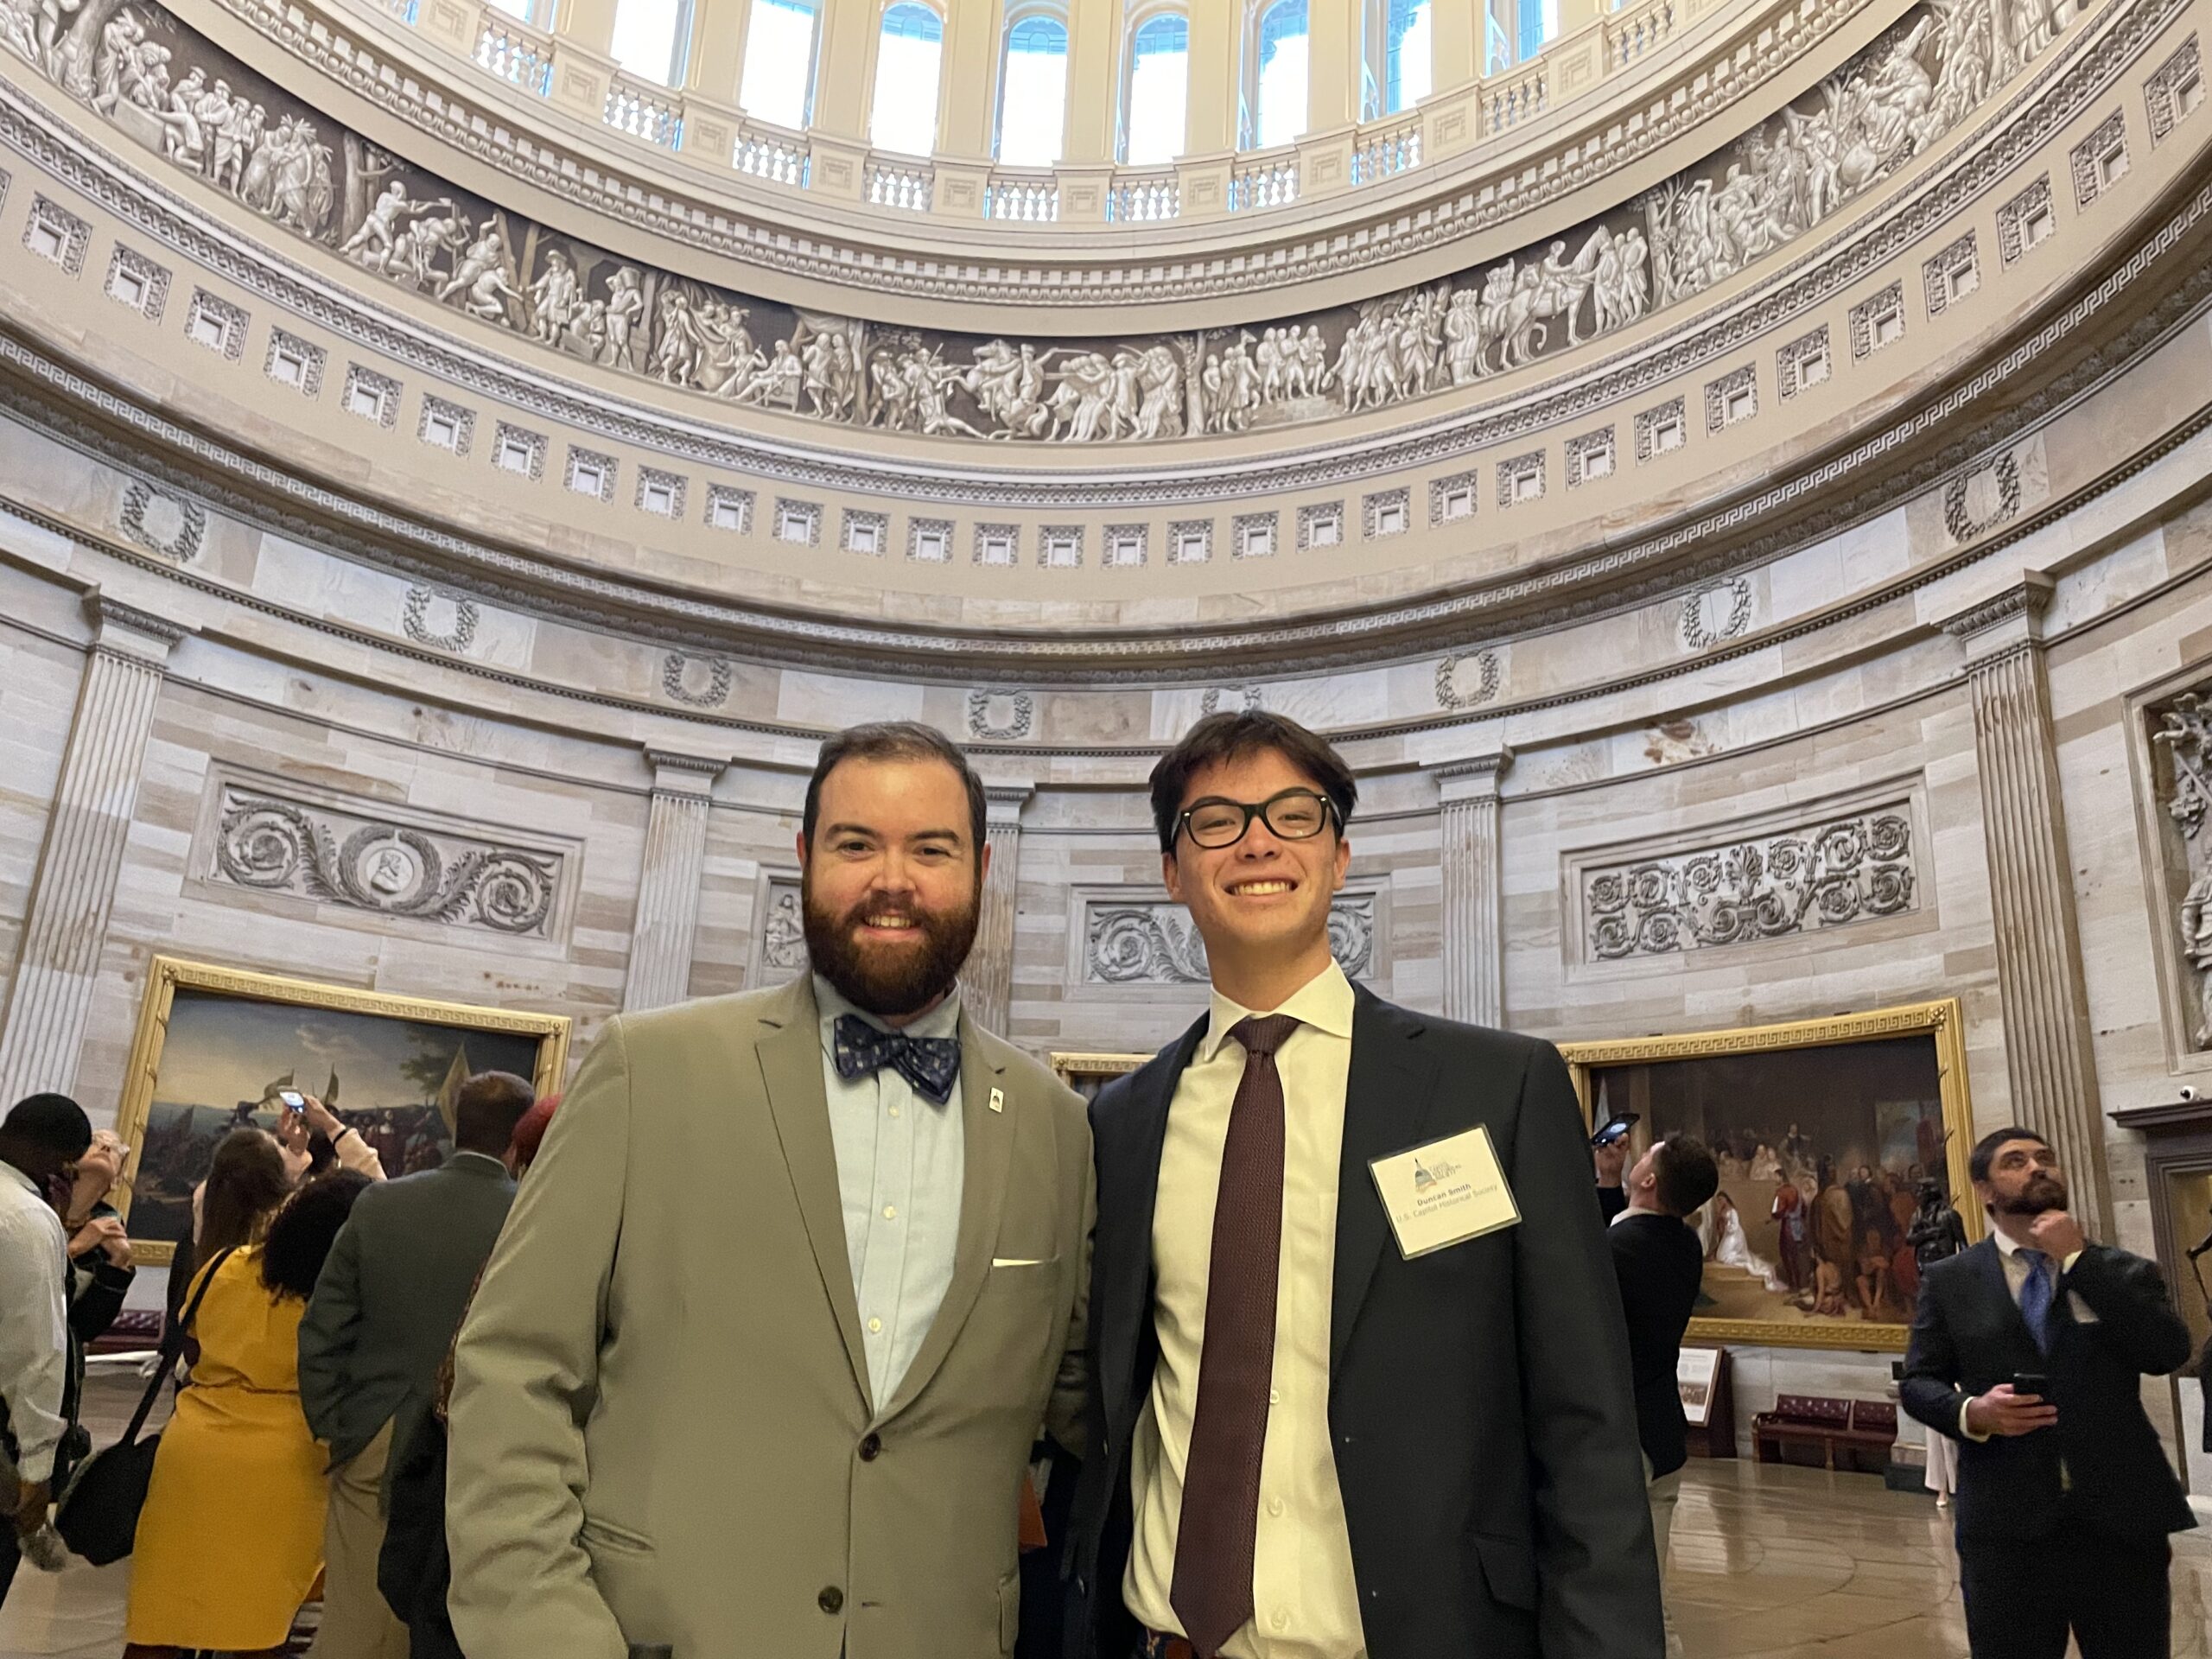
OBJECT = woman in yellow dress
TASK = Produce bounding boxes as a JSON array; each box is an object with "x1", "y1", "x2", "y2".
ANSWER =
[{"x1": 124, "y1": 1131, "x2": 373, "y2": 1656}]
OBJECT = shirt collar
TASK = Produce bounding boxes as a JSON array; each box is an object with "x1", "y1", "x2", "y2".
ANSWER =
[
  {"x1": 814, "y1": 973, "x2": 963, "y2": 1051},
  {"x1": 1198, "y1": 959, "x2": 1355, "y2": 1063},
  {"x1": 447, "y1": 1150, "x2": 512, "y2": 1179},
  {"x1": 1993, "y1": 1225, "x2": 2034, "y2": 1260}
]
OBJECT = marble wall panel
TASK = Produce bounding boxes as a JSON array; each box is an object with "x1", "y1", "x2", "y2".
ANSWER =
[{"x1": 0, "y1": 626, "x2": 86, "y2": 1033}]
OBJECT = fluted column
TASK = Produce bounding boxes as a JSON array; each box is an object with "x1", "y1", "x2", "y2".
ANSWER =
[
  {"x1": 621, "y1": 750, "x2": 725, "y2": 1013},
  {"x1": 1943, "y1": 575, "x2": 2109, "y2": 1236},
  {"x1": 1436, "y1": 752, "x2": 1512, "y2": 1028},
  {"x1": 961, "y1": 786, "x2": 1031, "y2": 1039},
  {"x1": 0, "y1": 595, "x2": 186, "y2": 1106}
]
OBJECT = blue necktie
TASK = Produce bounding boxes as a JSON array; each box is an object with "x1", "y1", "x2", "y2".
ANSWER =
[
  {"x1": 2018, "y1": 1248, "x2": 2055, "y2": 1351},
  {"x1": 831, "y1": 1013, "x2": 961, "y2": 1105}
]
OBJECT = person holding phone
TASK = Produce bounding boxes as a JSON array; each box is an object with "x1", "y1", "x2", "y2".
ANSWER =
[{"x1": 1901, "y1": 1126, "x2": 2193, "y2": 1658}]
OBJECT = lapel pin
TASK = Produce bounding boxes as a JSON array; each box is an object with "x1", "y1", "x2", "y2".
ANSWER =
[{"x1": 989, "y1": 1087, "x2": 1005, "y2": 1114}]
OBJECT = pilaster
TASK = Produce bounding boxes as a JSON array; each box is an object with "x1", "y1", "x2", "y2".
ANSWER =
[
  {"x1": 621, "y1": 748, "x2": 726, "y2": 1013},
  {"x1": 1942, "y1": 575, "x2": 2111, "y2": 1235},
  {"x1": 1435, "y1": 749, "x2": 1512, "y2": 1029},
  {"x1": 0, "y1": 594, "x2": 188, "y2": 1106},
  {"x1": 963, "y1": 785, "x2": 1033, "y2": 1039}
]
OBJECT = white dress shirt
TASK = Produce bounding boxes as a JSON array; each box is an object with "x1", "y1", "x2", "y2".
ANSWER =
[
  {"x1": 815, "y1": 975, "x2": 966, "y2": 1413},
  {"x1": 0, "y1": 1162, "x2": 70, "y2": 1483},
  {"x1": 1958, "y1": 1227, "x2": 2088, "y2": 1444},
  {"x1": 1126, "y1": 960, "x2": 1366, "y2": 1659}
]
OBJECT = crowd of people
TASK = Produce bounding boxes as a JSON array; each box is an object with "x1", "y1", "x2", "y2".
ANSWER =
[
  {"x1": 0, "y1": 708, "x2": 2197, "y2": 1659},
  {"x1": 0, "y1": 1073, "x2": 557, "y2": 1653}
]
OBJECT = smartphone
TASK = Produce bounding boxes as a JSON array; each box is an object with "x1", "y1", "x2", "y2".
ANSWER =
[
  {"x1": 1590, "y1": 1112, "x2": 1639, "y2": 1149},
  {"x1": 276, "y1": 1090, "x2": 307, "y2": 1115},
  {"x1": 2012, "y1": 1371, "x2": 2050, "y2": 1398}
]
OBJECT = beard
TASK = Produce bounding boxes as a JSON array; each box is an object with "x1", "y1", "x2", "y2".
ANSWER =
[
  {"x1": 1994, "y1": 1170, "x2": 2070, "y2": 1217},
  {"x1": 802, "y1": 873, "x2": 980, "y2": 1020}
]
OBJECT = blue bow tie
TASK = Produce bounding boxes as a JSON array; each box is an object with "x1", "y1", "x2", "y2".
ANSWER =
[{"x1": 832, "y1": 1014, "x2": 961, "y2": 1105}]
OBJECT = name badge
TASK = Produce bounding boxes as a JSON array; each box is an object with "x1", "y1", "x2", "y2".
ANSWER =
[{"x1": 1368, "y1": 1125, "x2": 1520, "y2": 1259}]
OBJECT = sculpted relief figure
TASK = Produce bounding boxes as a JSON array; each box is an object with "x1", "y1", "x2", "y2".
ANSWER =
[{"x1": 23, "y1": 0, "x2": 2049, "y2": 445}]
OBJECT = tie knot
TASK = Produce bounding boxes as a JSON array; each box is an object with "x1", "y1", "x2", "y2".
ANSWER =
[
  {"x1": 1230, "y1": 1014, "x2": 1300, "y2": 1059},
  {"x1": 2019, "y1": 1248, "x2": 2049, "y2": 1269}
]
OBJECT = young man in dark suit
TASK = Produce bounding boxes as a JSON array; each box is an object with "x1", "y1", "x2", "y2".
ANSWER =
[
  {"x1": 1602, "y1": 1135, "x2": 1719, "y2": 1595},
  {"x1": 1065, "y1": 711, "x2": 1662, "y2": 1659},
  {"x1": 299, "y1": 1069, "x2": 536, "y2": 1658},
  {"x1": 1901, "y1": 1125, "x2": 2194, "y2": 1658}
]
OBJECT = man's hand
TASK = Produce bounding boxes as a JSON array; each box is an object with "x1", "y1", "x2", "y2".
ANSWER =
[
  {"x1": 12, "y1": 1478, "x2": 48, "y2": 1539},
  {"x1": 2027, "y1": 1210, "x2": 2088, "y2": 1261},
  {"x1": 302, "y1": 1096, "x2": 345, "y2": 1141},
  {"x1": 1594, "y1": 1140, "x2": 1627, "y2": 1187},
  {"x1": 1964, "y1": 1383, "x2": 2057, "y2": 1437},
  {"x1": 68, "y1": 1215, "x2": 132, "y2": 1268}
]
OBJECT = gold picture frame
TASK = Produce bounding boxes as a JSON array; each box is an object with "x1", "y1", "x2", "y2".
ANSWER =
[
  {"x1": 1560, "y1": 998, "x2": 1979, "y2": 1353},
  {"x1": 1050, "y1": 1052, "x2": 1153, "y2": 1103},
  {"x1": 112, "y1": 957, "x2": 571, "y2": 1265}
]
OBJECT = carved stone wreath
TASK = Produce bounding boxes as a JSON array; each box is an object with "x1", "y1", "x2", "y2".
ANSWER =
[
  {"x1": 1434, "y1": 651, "x2": 1503, "y2": 710},
  {"x1": 1088, "y1": 895, "x2": 1375, "y2": 984},
  {"x1": 1942, "y1": 453, "x2": 2024, "y2": 542},
  {"x1": 662, "y1": 651, "x2": 733, "y2": 708},
  {"x1": 214, "y1": 793, "x2": 556, "y2": 935},
  {"x1": 1679, "y1": 576, "x2": 1755, "y2": 652},
  {"x1": 1586, "y1": 812, "x2": 1916, "y2": 959},
  {"x1": 403, "y1": 586, "x2": 478, "y2": 653},
  {"x1": 966, "y1": 689, "x2": 1034, "y2": 741},
  {"x1": 119, "y1": 480, "x2": 205, "y2": 561}
]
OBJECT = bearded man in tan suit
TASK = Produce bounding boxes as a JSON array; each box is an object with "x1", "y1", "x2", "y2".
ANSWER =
[{"x1": 448, "y1": 722, "x2": 1092, "y2": 1659}]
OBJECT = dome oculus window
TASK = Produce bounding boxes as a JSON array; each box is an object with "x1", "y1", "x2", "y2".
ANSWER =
[
  {"x1": 1247, "y1": 0, "x2": 1308, "y2": 149},
  {"x1": 741, "y1": 0, "x2": 823, "y2": 129},
  {"x1": 871, "y1": 3, "x2": 944, "y2": 156},
  {"x1": 611, "y1": 0, "x2": 694, "y2": 86},
  {"x1": 1122, "y1": 10, "x2": 1188, "y2": 166},
  {"x1": 997, "y1": 12, "x2": 1071, "y2": 167}
]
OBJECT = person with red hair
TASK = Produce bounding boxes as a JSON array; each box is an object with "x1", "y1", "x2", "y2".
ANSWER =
[{"x1": 502, "y1": 1093, "x2": 559, "y2": 1178}]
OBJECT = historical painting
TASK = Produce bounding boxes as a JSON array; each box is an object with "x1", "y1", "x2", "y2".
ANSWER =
[
  {"x1": 1562, "y1": 1000, "x2": 1977, "y2": 1351},
  {"x1": 112, "y1": 957, "x2": 569, "y2": 1263},
  {"x1": 0, "y1": 0, "x2": 2059, "y2": 443}
]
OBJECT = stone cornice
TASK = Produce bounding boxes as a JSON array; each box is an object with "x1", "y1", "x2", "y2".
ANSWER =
[
  {"x1": 85, "y1": 588, "x2": 190, "y2": 652},
  {"x1": 193, "y1": 0, "x2": 1872, "y2": 316},
  {"x1": 1940, "y1": 571, "x2": 2056, "y2": 643}
]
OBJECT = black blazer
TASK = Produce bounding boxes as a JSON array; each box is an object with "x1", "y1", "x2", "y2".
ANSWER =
[
  {"x1": 1900, "y1": 1237, "x2": 2195, "y2": 1545},
  {"x1": 1606, "y1": 1212, "x2": 1704, "y2": 1478},
  {"x1": 1064, "y1": 987, "x2": 1662, "y2": 1659}
]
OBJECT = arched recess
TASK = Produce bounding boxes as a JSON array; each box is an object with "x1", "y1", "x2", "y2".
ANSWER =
[
  {"x1": 871, "y1": 0, "x2": 946, "y2": 154},
  {"x1": 1120, "y1": 5, "x2": 1189, "y2": 165},
  {"x1": 996, "y1": 6, "x2": 1071, "y2": 164}
]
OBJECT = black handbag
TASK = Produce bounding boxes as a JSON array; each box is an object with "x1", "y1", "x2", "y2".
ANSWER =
[{"x1": 54, "y1": 1246, "x2": 234, "y2": 1567}]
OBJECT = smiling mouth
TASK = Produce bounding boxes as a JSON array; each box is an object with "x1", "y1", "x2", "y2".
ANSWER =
[{"x1": 1227, "y1": 879, "x2": 1297, "y2": 897}]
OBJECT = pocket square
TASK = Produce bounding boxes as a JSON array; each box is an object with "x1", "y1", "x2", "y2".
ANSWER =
[{"x1": 990, "y1": 1256, "x2": 1053, "y2": 1268}]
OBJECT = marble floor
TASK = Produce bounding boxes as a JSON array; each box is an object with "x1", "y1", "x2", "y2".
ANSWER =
[{"x1": 3, "y1": 1373, "x2": 2208, "y2": 1657}]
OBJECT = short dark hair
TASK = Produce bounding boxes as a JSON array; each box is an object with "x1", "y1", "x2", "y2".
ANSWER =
[
  {"x1": 1651, "y1": 1135, "x2": 1719, "y2": 1218},
  {"x1": 1, "y1": 1093, "x2": 93, "y2": 1160},
  {"x1": 802, "y1": 721, "x2": 988, "y2": 866},
  {"x1": 454, "y1": 1071, "x2": 537, "y2": 1156},
  {"x1": 1969, "y1": 1126, "x2": 2049, "y2": 1184},
  {"x1": 1148, "y1": 711, "x2": 1359, "y2": 856},
  {"x1": 260, "y1": 1168, "x2": 372, "y2": 1300}
]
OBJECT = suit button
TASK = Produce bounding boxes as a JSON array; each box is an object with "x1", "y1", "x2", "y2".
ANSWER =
[
  {"x1": 859, "y1": 1433, "x2": 883, "y2": 1461},
  {"x1": 819, "y1": 1587, "x2": 844, "y2": 1614}
]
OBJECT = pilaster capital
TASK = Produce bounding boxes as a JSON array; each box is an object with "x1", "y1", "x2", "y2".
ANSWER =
[
  {"x1": 983, "y1": 783, "x2": 1035, "y2": 830},
  {"x1": 644, "y1": 747, "x2": 728, "y2": 797},
  {"x1": 1434, "y1": 748, "x2": 1515, "y2": 804},
  {"x1": 1939, "y1": 572, "x2": 2054, "y2": 664},
  {"x1": 84, "y1": 589, "x2": 189, "y2": 663}
]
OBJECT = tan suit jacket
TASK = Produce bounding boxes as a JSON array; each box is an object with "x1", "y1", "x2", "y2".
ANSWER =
[{"x1": 447, "y1": 976, "x2": 1094, "y2": 1659}]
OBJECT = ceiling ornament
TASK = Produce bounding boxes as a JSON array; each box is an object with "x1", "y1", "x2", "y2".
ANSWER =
[{"x1": 0, "y1": 0, "x2": 2062, "y2": 448}]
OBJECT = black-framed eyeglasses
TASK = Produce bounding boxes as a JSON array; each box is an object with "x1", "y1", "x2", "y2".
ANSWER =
[{"x1": 1176, "y1": 788, "x2": 1341, "y2": 850}]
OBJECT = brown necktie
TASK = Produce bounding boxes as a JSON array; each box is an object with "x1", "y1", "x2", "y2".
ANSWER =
[{"x1": 1171, "y1": 1013, "x2": 1300, "y2": 1659}]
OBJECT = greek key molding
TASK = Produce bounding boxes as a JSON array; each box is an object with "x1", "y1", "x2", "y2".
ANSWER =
[
  {"x1": 1580, "y1": 804, "x2": 1920, "y2": 961},
  {"x1": 208, "y1": 785, "x2": 562, "y2": 936}
]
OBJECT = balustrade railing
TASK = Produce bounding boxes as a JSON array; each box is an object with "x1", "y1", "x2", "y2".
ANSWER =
[
  {"x1": 984, "y1": 175, "x2": 1059, "y2": 222},
  {"x1": 605, "y1": 74, "x2": 681, "y2": 147},
  {"x1": 1229, "y1": 156, "x2": 1299, "y2": 212},
  {"x1": 1607, "y1": 0, "x2": 1678, "y2": 69},
  {"x1": 1351, "y1": 119, "x2": 1423, "y2": 185},
  {"x1": 866, "y1": 160, "x2": 933, "y2": 213},
  {"x1": 1482, "y1": 64, "x2": 1549, "y2": 136},
  {"x1": 474, "y1": 11, "x2": 551, "y2": 94},
  {"x1": 1107, "y1": 172, "x2": 1180, "y2": 222},
  {"x1": 734, "y1": 124, "x2": 810, "y2": 188}
]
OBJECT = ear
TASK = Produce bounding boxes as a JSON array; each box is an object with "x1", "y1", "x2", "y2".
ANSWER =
[
  {"x1": 977, "y1": 839, "x2": 993, "y2": 887},
  {"x1": 1330, "y1": 831, "x2": 1351, "y2": 892},
  {"x1": 1161, "y1": 849, "x2": 1185, "y2": 905},
  {"x1": 795, "y1": 830, "x2": 810, "y2": 868}
]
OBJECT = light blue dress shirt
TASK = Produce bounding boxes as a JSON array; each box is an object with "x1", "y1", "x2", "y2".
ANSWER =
[{"x1": 815, "y1": 974, "x2": 966, "y2": 1412}]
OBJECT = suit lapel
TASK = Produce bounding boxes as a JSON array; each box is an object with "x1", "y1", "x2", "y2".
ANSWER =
[
  {"x1": 1331, "y1": 988, "x2": 1441, "y2": 1379},
  {"x1": 880, "y1": 1016, "x2": 1015, "y2": 1421},
  {"x1": 1100, "y1": 1015, "x2": 1208, "y2": 1435},
  {"x1": 753, "y1": 976, "x2": 874, "y2": 1410}
]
